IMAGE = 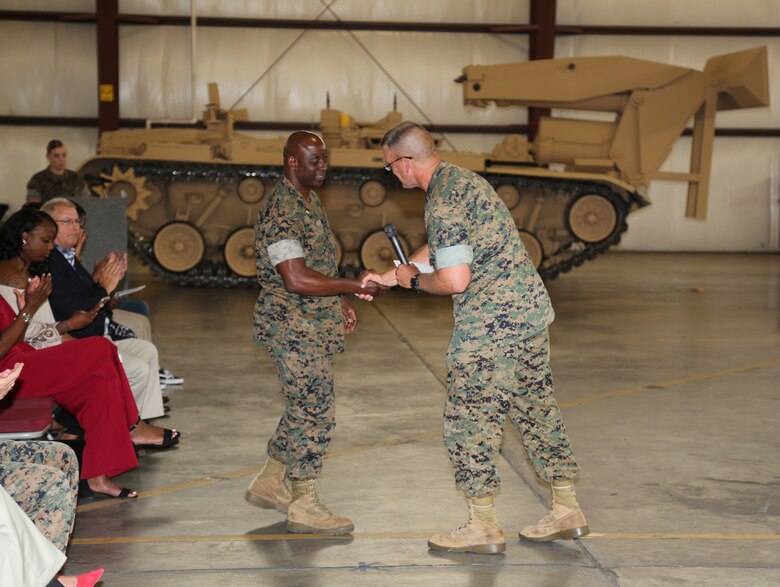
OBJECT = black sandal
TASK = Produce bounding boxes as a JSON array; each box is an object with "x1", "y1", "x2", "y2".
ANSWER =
[
  {"x1": 79, "y1": 480, "x2": 138, "y2": 500},
  {"x1": 130, "y1": 417, "x2": 181, "y2": 449},
  {"x1": 135, "y1": 428, "x2": 181, "y2": 449}
]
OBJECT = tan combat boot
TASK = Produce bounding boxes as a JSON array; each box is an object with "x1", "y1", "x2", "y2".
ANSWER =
[
  {"x1": 519, "y1": 480, "x2": 589, "y2": 542},
  {"x1": 286, "y1": 479, "x2": 354, "y2": 535},
  {"x1": 428, "y1": 496, "x2": 506, "y2": 554},
  {"x1": 244, "y1": 457, "x2": 292, "y2": 513}
]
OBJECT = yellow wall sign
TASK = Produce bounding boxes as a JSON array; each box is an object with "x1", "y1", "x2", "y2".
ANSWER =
[{"x1": 99, "y1": 84, "x2": 115, "y2": 102}]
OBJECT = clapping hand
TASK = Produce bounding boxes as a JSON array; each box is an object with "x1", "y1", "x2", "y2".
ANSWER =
[
  {"x1": 14, "y1": 274, "x2": 52, "y2": 316},
  {"x1": 0, "y1": 362, "x2": 23, "y2": 400},
  {"x1": 93, "y1": 250, "x2": 126, "y2": 293}
]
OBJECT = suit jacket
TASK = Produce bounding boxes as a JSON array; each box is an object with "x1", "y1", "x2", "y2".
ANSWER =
[{"x1": 48, "y1": 248, "x2": 111, "y2": 339}]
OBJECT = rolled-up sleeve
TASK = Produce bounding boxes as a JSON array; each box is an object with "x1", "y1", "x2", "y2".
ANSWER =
[
  {"x1": 434, "y1": 244, "x2": 473, "y2": 269},
  {"x1": 268, "y1": 239, "x2": 304, "y2": 266}
]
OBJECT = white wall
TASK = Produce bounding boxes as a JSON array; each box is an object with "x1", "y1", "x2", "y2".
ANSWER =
[{"x1": 0, "y1": 0, "x2": 777, "y2": 251}]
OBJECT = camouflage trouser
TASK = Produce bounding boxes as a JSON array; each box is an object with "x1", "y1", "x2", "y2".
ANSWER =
[
  {"x1": 0, "y1": 440, "x2": 79, "y2": 554},
  {"x1": 266, "y1": 349, "x2": 335, "y2": 481},
  {"x1": 445, "y1": 329, "x2": 579, "y2": 497}
]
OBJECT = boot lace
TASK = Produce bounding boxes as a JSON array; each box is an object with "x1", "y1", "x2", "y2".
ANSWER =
[
  {"x1": 452, "y1": 506, "x2": 479, "y2": 535},
  {"x1": 536, "y1": 502, "x2": 572, "y2": 527},
  {"x1": 309, "y1": 489, "x2": 332, "y2": 516},
  {"x1": 294, "y1": 481, "x2": 333, "y2": 517}
]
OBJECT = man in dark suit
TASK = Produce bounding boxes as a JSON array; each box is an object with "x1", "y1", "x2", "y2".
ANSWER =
[{"x1": 41, "y1": 198, "x2": 165, "y2": 420}]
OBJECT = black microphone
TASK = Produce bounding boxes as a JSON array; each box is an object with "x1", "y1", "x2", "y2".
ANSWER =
[{"x1": 383, "y1": 224, "x2": 409, "y2": 265}]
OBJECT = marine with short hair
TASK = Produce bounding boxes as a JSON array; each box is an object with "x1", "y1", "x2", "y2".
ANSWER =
[
  {"x1": 246, "y1": 131, "x2": 387, "y2": 534},
  {"x1": 26, "y1": 140, "x2": 90, "y2": 204},
  {"x1": 363, "y1": 121, "x2": 588, "y2": 554}
]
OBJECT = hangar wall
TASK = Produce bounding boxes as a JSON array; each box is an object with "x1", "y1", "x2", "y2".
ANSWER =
[{"x1": 0, "y1": 0, "x2": 777, "y2": 251}]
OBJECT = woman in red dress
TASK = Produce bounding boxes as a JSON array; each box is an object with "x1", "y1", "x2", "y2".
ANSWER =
[{"x1": 0, "y1": 209, "x2": 180, "y2": 498}]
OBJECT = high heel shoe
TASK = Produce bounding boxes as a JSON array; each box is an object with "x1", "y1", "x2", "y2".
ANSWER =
[{"x1": 76, "y1": 568, "x2": 104, "y2": 587}]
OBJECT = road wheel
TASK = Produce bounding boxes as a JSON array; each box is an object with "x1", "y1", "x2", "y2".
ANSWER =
[
  {"x1": 518, "y1": 229, "x2": 544, "y2": 269},
  {"x1": 496, "y1": 184, "x2": 521, "y2": 210},
  {"x1": 358, "y1": 180, "x2": 387, "y2": 207},
  {"x1": 567, "y1": 194, "x2": 618, "y2": 243},
  {"x1": 152, "y1": 221, "x2": 206, "y2": 273},
  {"x1": 237, "y1": 177, "x2": 266, "y2": 204},
  {"x1": 223, "y1": 226, "x2": 256, "y2": 277}
]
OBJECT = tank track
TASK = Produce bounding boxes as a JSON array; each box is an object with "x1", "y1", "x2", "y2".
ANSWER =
[
  {"x1": 480, "y1": 174, "x2": 632, "y2": 281},
  {"x1": 89, "y1": 159, "x2": 633, "y2": 287}
]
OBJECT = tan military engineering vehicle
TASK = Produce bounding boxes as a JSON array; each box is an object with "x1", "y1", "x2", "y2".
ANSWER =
[{"x1": 78, "y1": 47, "x2": 768, "y2": 286}]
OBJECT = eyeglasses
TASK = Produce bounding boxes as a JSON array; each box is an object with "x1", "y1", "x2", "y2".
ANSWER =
[
  {"x1": 55, "y1": 218, "x2": 85, "y2": 227},
  {"x1": 383, "y1": 156, "x2": 412, "y2": 172}
]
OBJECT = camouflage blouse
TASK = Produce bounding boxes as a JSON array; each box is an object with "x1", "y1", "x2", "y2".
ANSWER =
[
  {"x1": 26, "y1": 169, "x2": 89, "y2": 203},
  {"x1": 253, "y1": 177, "x2": 344, "y2": 355},
  {"x1": 425, "y1": 161, "x2": 555, "y2": 356}
]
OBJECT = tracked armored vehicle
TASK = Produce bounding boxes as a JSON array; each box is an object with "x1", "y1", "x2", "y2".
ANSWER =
[{"x1": 78, "y1": 47, "x2": 768, "y2": 286}]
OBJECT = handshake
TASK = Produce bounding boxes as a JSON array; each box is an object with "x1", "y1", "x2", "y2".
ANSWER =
[{"x1": 354, "y1": 263, "x2": 419, "y2": 301}]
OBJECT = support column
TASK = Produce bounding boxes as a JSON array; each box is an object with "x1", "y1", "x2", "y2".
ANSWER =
[
  {"x1": 528, "y1": 0, "x2": 557, "y2": 141},
  {"x1": 96, "y1": 0, "x2": 119, "y2": 132}
]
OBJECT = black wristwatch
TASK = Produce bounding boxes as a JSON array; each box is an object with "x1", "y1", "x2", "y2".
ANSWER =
[{"x1": 410, "y1": 273, "x2": 421, "y2": 293}]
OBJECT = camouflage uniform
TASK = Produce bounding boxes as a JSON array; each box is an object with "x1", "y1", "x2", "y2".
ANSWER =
[
  {"x1": 0, "y1": 440, "x2": 79, "y2": 554},
  {"x1": 26, "y1": 168, "x2": 89, "y2": 203},
  {"x1": 425, "y1": 161, "x2": 580, "y2": 497},
  {"x1": 253, "y1": 177, "x2": 343, "y2": 481}
]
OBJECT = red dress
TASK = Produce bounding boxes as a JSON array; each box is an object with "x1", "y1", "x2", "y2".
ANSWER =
[{"x1": 0, "y1": 298, "x2": 138, "y2": 478}]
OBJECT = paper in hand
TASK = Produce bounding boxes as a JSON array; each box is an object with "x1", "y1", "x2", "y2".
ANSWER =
[
  {"x1": 393, "y1": 260, "x2": 434, "y2": 274},
  {"x1": 113, "y1": 285, "x2": 146, "y2": 299}
]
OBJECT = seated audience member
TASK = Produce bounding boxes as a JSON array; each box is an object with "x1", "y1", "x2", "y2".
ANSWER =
[
  {"x1": 42, "y1": 198, "x2": 183, "y2": 388},
  {"x1": 26, "y1": 140, "x2": 91, "y2": 205},
  {"x1": 0, "y1": 208, "x2": 166, "y2": 421},
  {"x1": 71, "y1": 201, "x2": 151, "y2": 318},
  {"x1": 0, "y1": 365, "x2": 101, "y2": 586},
  {"x1": 0, "y1": 438, "x2": 78, "y2": 554},
  {"x1": 69, "y1": 199, "x2": 183, "y2": 388},
  {"x1": 0, "y1": 485, "x2": 103, "y2": 587},
  {"x1": 1, "y1": 368, "x2": 78, "y2": 542},
  {"x1": 0, "y1": 271, "x2": 180, "y2": 498}
]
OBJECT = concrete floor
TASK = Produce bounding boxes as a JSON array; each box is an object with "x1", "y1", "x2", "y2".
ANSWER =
[{"x1": 63, "y1": 252, "x2": 780, "y2": 586}]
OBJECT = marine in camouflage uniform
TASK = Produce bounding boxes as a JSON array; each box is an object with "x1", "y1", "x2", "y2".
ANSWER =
[
  {"x1": 245, "y1": 131, "x2": 385, "y2": 535},
  {"x1": 0, "y1": 440, "x2": 79, "y2": 554},
  {"x1": 373, "y1": 121, "x2": 589, "y2": 554},
  {"x1": 253, "y1": 175, "x2": 344, "y2": 481},
  {"x1": 0, "y1": 483, "x2": 68, "y2": 587},
  {"x1": 425, "y1": 161, "x2": 579, "y2": 493},
  {"x1": 26, "y1": 169, "x2": 89, "y2": 204},
  {"x1": 26, "y1": 140, "x2": 90, "y2": 205}
]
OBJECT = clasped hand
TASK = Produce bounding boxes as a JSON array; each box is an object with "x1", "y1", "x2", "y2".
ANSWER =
[
  {"x1": 358, "y1": 263, "x2": 417, "y2": 292},
  {"x1": 353, "y1": 274, "x2": 391, "y2": 301}
]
